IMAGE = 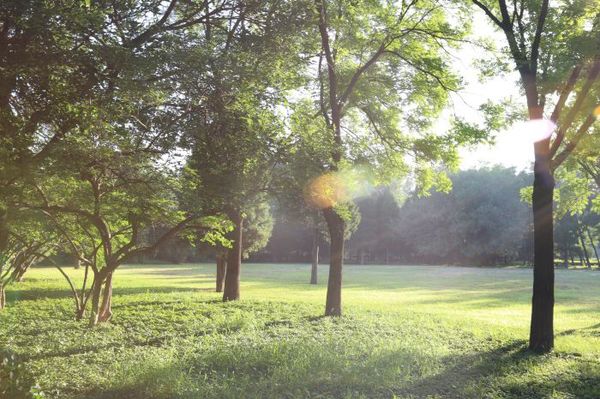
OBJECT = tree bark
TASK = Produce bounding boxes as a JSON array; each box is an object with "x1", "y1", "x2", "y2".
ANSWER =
[
  {"x1": 323, "y1": 207, "x2": 345, "y2": 316},
  {"x1": 216, "y1": 254, "x2": 226, "y2": 292},
  {"x1": 89, "y1": 276, "x2": 103, "y2": 327},
  {"x1": 98, "y1": 272, "x2": 113, "y2": 322},
  {"x1": 529, "y1": 134, "x2": 555, "y2": 353},
  {"x1": 310, "y1": 227, "x2": 319, "y2": 285},
  {"x1": 223, "y1": 210, "x2": 243, "y2": 301}
]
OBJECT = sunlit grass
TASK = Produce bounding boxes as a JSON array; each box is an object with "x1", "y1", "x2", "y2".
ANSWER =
[{"x1": 1, "y1": 264, "x2": 600, "y2": 398}]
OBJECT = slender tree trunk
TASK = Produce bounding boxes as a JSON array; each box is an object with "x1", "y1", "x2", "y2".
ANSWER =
[
  {"x1": 323, "y1": 207, "x2": 345, "y2": 316},
  {"x1": 311, "y1": 227, "x2": 319, "y2": 285},
  {"x1": 0, "y1": 209, "x2": 8, "y2": 311},
  {"x1": 98, "y1": 272, "x2": 113, "y2": 322},
  {"x1": 216, "y1": 254, "x2": 226, "y2": 292},
  {"x1": 0, "y1": 282, "x2": 5, "y2": 310},
  {"x1": 585, "y1": 226, "x2": 599, "y2": 266},
  {"x1": 223, "y1": 210, "x2": 243, "y2": 301},
  {"x1": 529, "y1": 133, "x2": 555, "y2": 353}
]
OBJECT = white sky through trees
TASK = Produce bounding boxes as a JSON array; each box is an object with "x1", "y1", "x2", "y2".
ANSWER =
[{"x1": 450, "y1": 11, "x2": 532, "y2": 171}]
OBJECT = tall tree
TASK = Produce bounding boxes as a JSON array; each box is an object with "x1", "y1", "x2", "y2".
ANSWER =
[
  {"x1": 470, "y1": 0, "x2": 600, "y2": 352},
  {"x1": 178, "y1": 0, "x2": 309, "y2": 301},
  {"x1": 310, "y1": 0, "x2": 466, "y2": 315}
]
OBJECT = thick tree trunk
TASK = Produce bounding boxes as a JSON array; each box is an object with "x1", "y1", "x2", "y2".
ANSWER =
[
  {"x1": 310, "y1": 227, "x2": 319, "y2": 285},
  {"x1": 529, "y1": 142, "x2": 555, "y2": 353},
  {"x1": 0, "y1": 283, "x2": 5, "y2": 310},
  {"x1": 98, "y1": 272, "x2": 113, "y2": 322},
  {"x1": 223, "y1": 210, "x2": 243, "y2": 301},
  {"x1": 89, "y1": 277, "x2": 103, "y2": 327},
  {"x1": 323, "y1": 207, "x2": 345, "y2": 316},
  {"x1": 216, "y1": 254, "x2": 226, "y2": 292}
]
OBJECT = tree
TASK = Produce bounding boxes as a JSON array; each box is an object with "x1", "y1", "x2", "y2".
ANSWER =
[
  {"x1": 178, "y1": 0, "x2": 310, "y2": 302},
  {"x1": 470, "y1": 0, "x2": 600, "y2": 352},
  {"x1": 0, "y1": 209, "x2": 58, "y2": 310},
  {"x1": 0, "y1": 0, "x2": 227, "y2": 264},
  {"x1": 393, "y1": 167, "x2": 532, "y2": 265},
  {"x1": 308, "y1": 0, "x2": 467, "y2": 315},
  {"x1": 26, "y1": 136, "x2": 225, "y2": 325}
]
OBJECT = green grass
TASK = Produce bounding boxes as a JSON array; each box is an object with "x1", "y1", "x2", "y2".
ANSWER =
[{"x1": 1, "y1": 263, "x2": 600, "y2": 398}]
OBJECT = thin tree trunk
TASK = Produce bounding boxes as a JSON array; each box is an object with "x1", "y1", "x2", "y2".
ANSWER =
[
  {"x1": 569, "y1": 252, "x2": 575, "y2": 266},
  {"x1": 0, "y1": 282, "x2": 5, "y2": 310},
  {"x1": 223, "y1": 210, "x2": 243, "y2": 301},
  {"x1": 585, "y1": 226, "x2": 599, "y2": 266},
  {"x1": 98, "y1": 272, "x2": 113, "y2": 322},
  {"x1": 529, "y1": 134, "x2": 555, "y2": 353},
  {"x1": 575, "y1": 219, "x2": 591, "y2": 268},
  {"x1": 310, "y1": 227, "x2": 319, "y2": 285},
  {"x1": 216, "y1": 254, "x2": 226, "y2": 292},
  {"x1": 323, "y1": 207, "x2": 345, "y2": 316}
]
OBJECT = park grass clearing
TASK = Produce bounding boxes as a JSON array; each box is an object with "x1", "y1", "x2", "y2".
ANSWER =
[{"x1": 1, "y1": 263, "x2": 600, "y2": 399}]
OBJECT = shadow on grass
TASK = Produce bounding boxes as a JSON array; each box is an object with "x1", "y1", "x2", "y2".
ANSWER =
[{"x1": 75, "y1": 339, "x2": 600, "y2": 399}]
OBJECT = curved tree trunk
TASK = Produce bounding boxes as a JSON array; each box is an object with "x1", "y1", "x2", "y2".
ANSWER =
[
  {"x1": 323, "y1": 207, "x2": 345, "y2": 316},
  {"x1": 216, "y1": 254, "x2": 226, "y2": 292},
  {"x1": 223, "y1": 210, "x2": 243, "y2": 301},
  {"x1": 529, "y1": 143, "x2": 555, "y2": 353},
  {"x1": 310, "y1": 227, "x2": 319, "y2": 285},
  {"x1": 98, "y1": 272, "x2": 113, "y2": 323}
]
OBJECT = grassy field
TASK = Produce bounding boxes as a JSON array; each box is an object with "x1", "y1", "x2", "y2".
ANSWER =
[{"x1": 1, "y1": 263, "x2": 600, "y2": 399}]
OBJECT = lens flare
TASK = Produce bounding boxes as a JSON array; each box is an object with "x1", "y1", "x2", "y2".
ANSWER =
[
  {"x1": 520, "y1": 119, "x2": 556, "y2": 143},
  {"x1": 304, "y1": 168, "x2": 374, "y2": 209},
  {"x1": 594, "y1": 105, "x2": 600, "y2": 120},
  {"x1": 304, "y1": 173, "x2": 348, "y2": 209}
]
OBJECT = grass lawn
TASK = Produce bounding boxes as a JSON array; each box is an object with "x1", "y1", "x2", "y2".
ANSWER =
[{"x1": 1, "y1": 263, "x2": 600, "y2": 399}]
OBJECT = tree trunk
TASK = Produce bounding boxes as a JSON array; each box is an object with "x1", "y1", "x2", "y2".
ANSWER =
[
  {"x1": 98, "y1": 272, "x2": 113, "y2": 322},
  {"x1": 528, "y1": 140, "x2": 555, "y2": 353},
  {"x1": 578, "y1": 231, "x2": 592, "y2": 268},
  {"x1": 310, "y1": 227, "x2": 319, "y2": 285},
  {"x1": 0, "y1": 283, "x2": 5, "y2": 310},
  {"x1": 75, "y1": 303, "x2": 86, "y2": 320},
  {"x1": 323, "y1": 207, "x2": 345, "y2": 316},
  {"x1": 569, "y1": 252, "x2": 575, "y2": 266},
  {"x1": 223, "y1": 210, "x2": 243, "y2": 301},
  {"x1": 216, "y1": 254, "x2": 226, "y2": 292},
  {"x1": 585, "y1": 226, "x2": 599, "y2": 266},
  {"x1": 89, "y1": 276, "x2": 103, "y2": 327}
]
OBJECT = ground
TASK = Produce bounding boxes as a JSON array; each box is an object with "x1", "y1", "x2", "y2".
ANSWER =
[{"x1": 1, "y1": 263, "x2": 599, "y2": 399}]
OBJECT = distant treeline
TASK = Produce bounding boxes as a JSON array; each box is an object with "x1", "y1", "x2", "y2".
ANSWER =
[{"x1": 133, "y1": 166, "x2": 598, "y2": 268}]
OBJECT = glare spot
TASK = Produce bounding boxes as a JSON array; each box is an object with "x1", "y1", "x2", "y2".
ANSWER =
[
  {"x1": 304, "y1": 168, "x2": 374, "y2": 209},
  {"x1": 517, "y1": 119, "x2": 556, "y2": 143},
  {"x1": 594, "y1": 105, "x2": 600, "y2": 120},
  {"x1": 305, "y1": 173, "x2": 348, "y2": 209}
]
